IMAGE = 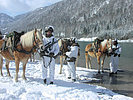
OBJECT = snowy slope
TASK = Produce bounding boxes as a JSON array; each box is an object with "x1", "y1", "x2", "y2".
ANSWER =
[{"x1": 0, "y1": 60, "x2": 132, "y2": 100}]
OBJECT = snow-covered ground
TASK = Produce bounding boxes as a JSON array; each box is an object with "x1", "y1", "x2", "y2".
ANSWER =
[
  {"x1": 78, "y1": 37, "x2": 133, "y2": 43},
  {"x1": 0, "y1": 60, "x2": 132, "y2": 100}
]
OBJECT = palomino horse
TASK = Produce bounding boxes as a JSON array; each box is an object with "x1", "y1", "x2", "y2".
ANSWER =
[
  {"x1": 85, "y1": 39, "x2": 112, "y2": 73},
  {"x1": 0, "y1": 29, "x2": 43, "y2": 82},
  {"x1": 58, "y1": 38, "x2": 80, "y2": 74}
]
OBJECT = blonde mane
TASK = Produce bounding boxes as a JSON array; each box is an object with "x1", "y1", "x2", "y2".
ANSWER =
[
  {"x1": 101, "y1": 39, "x2": 107, "y2": 47},
  {"x1": 58, "y1": 39, "x2": 62, "y2": 48},
  {"x1": 20, "y1": 30, "x2": 34, "y2": 47}
]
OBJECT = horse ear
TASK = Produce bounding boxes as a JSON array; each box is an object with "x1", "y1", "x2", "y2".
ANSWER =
[{"x1": 34, "y1": 28, "x2": 37, "y2": 33}]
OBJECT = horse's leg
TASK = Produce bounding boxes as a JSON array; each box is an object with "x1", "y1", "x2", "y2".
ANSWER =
[
  {"x1": 85, "y1": 53, "x2": 89, "y2": 69},
  {"x1": 59, "y1": 56, "x2": 63, "y2": 74},
  {"x1": 101, "y1": 55, "x2": 106, "y2": 73},
  {"x1": 97, "y1": 56, "x2": 101, "y2": 74},
  {"x1": 22, "y1": 59, "x2": 28, "y2": 80},
  {"x1": 88, "y1": 56, "x2": 92, "y2": 69},
  {"x1": 85, "y1": 53, "x2": 91, "y2": 69},
  {"x1": 15, "y1": 58, "x2": 20, "y2": 82},
  {"x1": 5, "y1": 59, "x2": 11, "y2": 77},
  {"x1": 0, "y1": 55, "x2": 3, "y2": 76}
]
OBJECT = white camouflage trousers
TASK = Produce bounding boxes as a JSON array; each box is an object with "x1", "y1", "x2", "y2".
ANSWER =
[
  {"x1": 66, "y1": 62, "x2": 76, "y2": 79},
  {"x1": 110, "y1": 55, "x2": 119, "y2": 73},
  {"x1": 41, "y1": 56, "x2": 55, "y2": 82}
]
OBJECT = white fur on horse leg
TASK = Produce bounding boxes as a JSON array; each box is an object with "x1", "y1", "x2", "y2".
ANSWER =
[
  {"x1": 22, "y1": 75, "x2": 27, "y2": 80},
  {"x1": 59, "y1": 66, "x2": 63, "y2": 74},
  {"x1": 101, "y1": 64, "x2": 104, "y2": 73},
  {"x1": 89, "y1": 61, "x2": 92, "y2": 69},
  {"x1": 59, "y1": 56, "x2": 63, "y2": 74},
  {"x1": 88, "y1": 57, "x2": 92, "y2": 69},
  {"x1": 15, "y1": 75, "x2": 18, "y2": 82},
  {"x1": 98, "y1": 65, "x2": 101, "y2": 73},
  {"x1": 15, "y1": 60, "x2": 20, "y2": 82},
  {"x1": 85, "y1": 53, "x2": 89, "y2": 69}
]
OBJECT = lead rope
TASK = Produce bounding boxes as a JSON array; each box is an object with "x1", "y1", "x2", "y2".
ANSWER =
[{"x1": 42, "y1": 56, "x2": 53, "y2": 68}]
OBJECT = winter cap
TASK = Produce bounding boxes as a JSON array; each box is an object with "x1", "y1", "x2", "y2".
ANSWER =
[{"x1": 45, "y1": 25, "x2": 54, "y2": 32}]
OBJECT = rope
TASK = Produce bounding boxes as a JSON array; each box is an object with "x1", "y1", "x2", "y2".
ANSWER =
[{"x1": 42, "y1": 56, "x2": 53, "y2": 68}]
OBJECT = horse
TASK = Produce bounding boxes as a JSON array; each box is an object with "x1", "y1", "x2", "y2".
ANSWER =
[
  {"x1": 0, "y1": 29, "x2": 44, "y2": 82},
  {"x1": 58, "y1": 38, "x2": 80, "y2": 74},
  {"x1": 85, "y1": 39, "x2": 112, "y2": 73}
]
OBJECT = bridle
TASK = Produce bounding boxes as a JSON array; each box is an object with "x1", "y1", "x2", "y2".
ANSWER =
[{"x1": 33, "y1": 29, "x2": 43, "y2": 49}]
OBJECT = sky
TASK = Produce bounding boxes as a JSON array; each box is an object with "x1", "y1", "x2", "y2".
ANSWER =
[{"x1": 0, "y1": 0, "x2": 62, "y2": 17}]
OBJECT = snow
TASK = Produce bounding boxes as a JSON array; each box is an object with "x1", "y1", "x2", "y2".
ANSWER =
[
  {"x1": 0, "y1": 60, "x2": 132, "y2": 100},
  {"x1": 78, "y1": 37, "x2": 133, "y2": 43}
]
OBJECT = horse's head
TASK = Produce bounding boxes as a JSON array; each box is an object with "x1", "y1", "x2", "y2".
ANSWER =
[
  {"x1": 106, "y1": 39, "x2": 113, "y2": 56},
  {"x1": 33, "y1": 29, "x2": 44, "y2": 50},
  {"x1": 94, "y1": 38, "x2": 102, "y2": 52},
  {"x1": 59, "y1": 38, "x2": 72, "y2": 55}
]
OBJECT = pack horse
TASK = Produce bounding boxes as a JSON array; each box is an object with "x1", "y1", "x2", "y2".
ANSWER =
[
  {"x1": 0, "y1": 29, "x2": 44, "y2": 82},
  {"x1": 85, "y1": 39, "x2": 112, "y2": 73}
]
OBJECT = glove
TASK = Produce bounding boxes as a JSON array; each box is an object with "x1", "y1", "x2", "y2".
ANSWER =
[
  {"x1": 67, "y1": 46, "x2": 71, "y2": 52},
  {"x1": 114, "y1": 53, "x2": 117, "y2": 57},
  {"x1": 39, "y1": 51, "x2": 44, "y2": 57},
  {"x1": 49, "y1": 52, "x2": 54, "y2": 57},
  {"x1": 40, "y1": 46, "x2": 44, "y2": 51},
  {"x1": 118, "y1": 54, "x2": 120, "y2": 57}
]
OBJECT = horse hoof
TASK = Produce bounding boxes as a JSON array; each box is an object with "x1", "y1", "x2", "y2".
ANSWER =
[
  {"x1": 22, "y1": 76, "x2": 27, "y2": 80},
  {"x1": 15, "y1": 79, "x2": 18, "y2": 82},
  {"x1": 98, "y1": 71, "x2": 101, "y2": 74}
]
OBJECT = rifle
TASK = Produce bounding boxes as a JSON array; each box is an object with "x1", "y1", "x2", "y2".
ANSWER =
[
  {"x1": 40, "y1": 39, "x2": 60, "y2": 57},
  {"x1": 109, "y1": 47, "x2": 119, "y2": 55},
  {"x1": 44, "y1": 39, "x2": 59, "y2": 52}
]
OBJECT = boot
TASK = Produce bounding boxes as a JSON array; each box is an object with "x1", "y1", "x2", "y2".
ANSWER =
[
  {"x1": 43, "y1": 79, "x2": 47, "y2": 84},
  {"x1": 50, "y1": 82, "x2": 53, "y2": 84},
  {"x1": 72, "y1": 79, "x2": 76, "y2": 82}
]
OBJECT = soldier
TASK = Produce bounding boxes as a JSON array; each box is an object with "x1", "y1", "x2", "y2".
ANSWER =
[
  {"x1": 109, "y1": 39, "x2": 121, "y2": 76},
  {"x1": 41, "y1": 26, "x2": 59, "y2": 84},
  {"x1": 65, "y1": 37, "x2": 79, "y2": 82}
]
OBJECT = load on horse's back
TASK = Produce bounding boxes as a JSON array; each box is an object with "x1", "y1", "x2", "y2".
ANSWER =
[
  {"x1": 0, "y1": 29, "x2": 44, "y2": 82},
  {"x1": 85, "y1": 38, "x2": 112, "y2": 73},
  {"x1": 58, "y1": 38, "x2": 80, "y2": 74},
  {"x1": 1, "y1": 31, "x2": 25, "y2": 52},
  {"x1": 0, "y1": 31, "x2": 4, "y2": 39}
]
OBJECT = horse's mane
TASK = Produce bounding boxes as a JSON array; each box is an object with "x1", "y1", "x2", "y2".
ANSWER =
[
  {"x1": 101, "y1": 39, "x2": 107, "y2": 47},
  {"x1": 20, "y1": 30, "x2": 34, "y2": 47},
  {"x1": 58, "y1": 39, "x2": 62, "y2": 48}
]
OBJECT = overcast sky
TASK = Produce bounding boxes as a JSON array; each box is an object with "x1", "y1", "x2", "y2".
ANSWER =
[{"x1": 0, "y1": 0, "x2": 62, "y2": 17}]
